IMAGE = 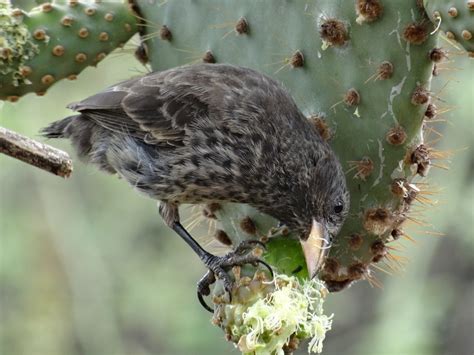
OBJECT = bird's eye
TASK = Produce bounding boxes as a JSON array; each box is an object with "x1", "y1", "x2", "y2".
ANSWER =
[{"x1": 334, "y1": 204, "x2": 344, "y2": 214}]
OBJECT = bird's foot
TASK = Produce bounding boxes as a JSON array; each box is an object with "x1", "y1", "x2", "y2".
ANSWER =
[{"x1": 197, "y1": 240, "x2": 273, "y2": 312}]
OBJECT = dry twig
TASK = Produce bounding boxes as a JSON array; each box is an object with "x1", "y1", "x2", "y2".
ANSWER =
[{"x1": 0, "y1": 126, "x2": 73, "y2": 178}]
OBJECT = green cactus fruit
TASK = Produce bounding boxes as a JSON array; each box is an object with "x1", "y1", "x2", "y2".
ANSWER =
[
  {"x1": 135, "y1": 0, "x2": 442, "y2": 293},
  {"x1": 0, "y1": 0, "x2": 138, "y2": 101},
  {"x1": 213, "y1": 203, "x2": 310, "y2": 279},
  {"x1": 423, "y1": 0, "x2": 474, "y2": 55}
]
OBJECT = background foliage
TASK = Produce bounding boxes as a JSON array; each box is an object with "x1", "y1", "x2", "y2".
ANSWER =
[{"x1": 0, "y1": 35, "x2": 473, "y2": 354}]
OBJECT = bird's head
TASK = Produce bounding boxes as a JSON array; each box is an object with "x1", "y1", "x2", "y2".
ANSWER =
[{"x1": 292, "y1": 153, "x2": 350, "y2": 279}]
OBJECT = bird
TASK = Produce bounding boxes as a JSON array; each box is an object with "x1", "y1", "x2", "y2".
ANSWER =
[{"x1": 42, "y1": 64, "x2": 349, "y2": 310}]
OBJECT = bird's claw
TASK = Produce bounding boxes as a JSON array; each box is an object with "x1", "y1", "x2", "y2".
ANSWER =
[
  {"x1": 197, "y1": 270, "x2": 215, "y2": 312},
  {"x1": 253, "y1": 259, "x2": 274, "y2": 279},
  {"x1": 196, "y1": 240, "x2": 273, "y2": 313}
]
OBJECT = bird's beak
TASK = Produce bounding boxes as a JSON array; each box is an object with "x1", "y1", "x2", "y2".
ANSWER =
[{"x1": 300, "y1": 219, "x2": 331, "y2": 279}]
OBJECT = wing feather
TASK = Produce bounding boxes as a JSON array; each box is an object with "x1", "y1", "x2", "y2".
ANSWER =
[
  {"x1": 66, "y1": 64, "x2": 291, "y2": 147},
  {"x1": 69, "y1": 69, "x2": 212, "y2": 146}
]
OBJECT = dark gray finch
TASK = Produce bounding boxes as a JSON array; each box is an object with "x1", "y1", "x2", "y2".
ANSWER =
[{"x1": 42, "y1": 64, "x2": 349, "y2": 310}]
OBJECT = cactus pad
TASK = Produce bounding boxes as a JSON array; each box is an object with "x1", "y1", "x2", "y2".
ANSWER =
[
  {"x1": 423, "y1": 0, "x2": 474, "y2": 55},
  {"x1": 0, "y1": 0, "x2": 137, "y2": 101},
  {"x1": 134, "y1": 0, "x2": 440, "y2": 291}
]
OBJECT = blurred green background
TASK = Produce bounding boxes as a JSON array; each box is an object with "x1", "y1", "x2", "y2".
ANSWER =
[{"x1": 1, "y1": 35, "x2": 473, "y2": 355}]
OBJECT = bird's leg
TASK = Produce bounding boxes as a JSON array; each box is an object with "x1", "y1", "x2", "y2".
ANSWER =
[
  {"x1": 158, "y1": 202, "x2": 273, "y2": 312},
  {"x1": 172, "y1": 221, "x2": 273, "y2": 311}
]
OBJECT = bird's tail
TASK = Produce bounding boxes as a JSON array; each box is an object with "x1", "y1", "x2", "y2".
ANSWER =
[
  {"x1": 40, "y1": 114, "x2": 95, "y2": 161},
  {"x1": 40, "y1": 115, "x2": 77, "y2": 139},
  {"x1": 41, "y1": 114, "x2": 116, "y2": 173}
]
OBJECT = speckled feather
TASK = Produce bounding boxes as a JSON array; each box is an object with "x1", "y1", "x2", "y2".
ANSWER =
[{"x1": 42, "y1": 64, "x2": 349, "y2": 237}]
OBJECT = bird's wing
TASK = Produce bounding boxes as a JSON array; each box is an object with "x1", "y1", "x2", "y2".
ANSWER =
[
  {"x1": 68, "y1": 71, "x2": 197, "y2": 145},
  {"x1": 121, "y1": 69, "x2": 211, "y2": 145},
  {"x1": 69, "y1": 65, "x2": 259, "y2": 146},
  {"x1": 68, "y1": 76, "x2": 147, "y2": 138}
]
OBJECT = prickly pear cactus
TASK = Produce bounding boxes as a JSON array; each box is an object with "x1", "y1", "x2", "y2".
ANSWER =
[
  {"x1": 0, "y1": 0, "x2": 137, "y2": 101},
  {"x1": 134, "y1": 0, "x2": 441, "y2": 291},
  {"x1": 423, "y1": 0, "x2": 474, "y2": 54},
  {"x1": 1, "y1": 0, "x2": 468, "y2": 353}
]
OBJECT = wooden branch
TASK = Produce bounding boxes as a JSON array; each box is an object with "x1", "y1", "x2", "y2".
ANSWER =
[{"x1": 0, "y1": 126, "x2": 73, "y2": 178}]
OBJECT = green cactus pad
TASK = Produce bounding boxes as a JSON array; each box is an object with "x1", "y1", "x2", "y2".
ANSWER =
[
  {"x1": 135, "y1": 0, "x2": 440, "y2": 291},
  {"x1": 0, "y1": 0, "x2": 138, "y2": 101},
  {"x1": 423, "y1": 0, "x2": 474, "y2": 54}
]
